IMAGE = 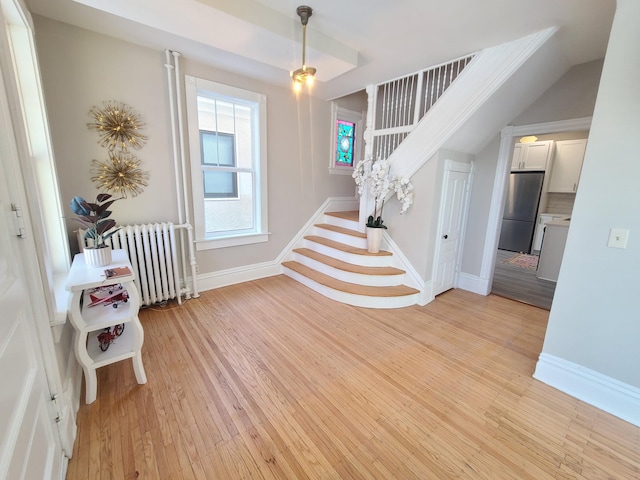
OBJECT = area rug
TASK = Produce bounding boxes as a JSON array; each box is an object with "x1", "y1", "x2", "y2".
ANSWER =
[{"x1": 502, "y1": 253, "x2": 539, "y2": 270}]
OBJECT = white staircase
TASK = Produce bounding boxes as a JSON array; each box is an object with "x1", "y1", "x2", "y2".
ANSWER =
[
  {"x1": 283, "y1": 28, "x2": 562, "y2": 308},
  {"x1": 282, "y1": 211, "x2": 419, "y2": 309}
]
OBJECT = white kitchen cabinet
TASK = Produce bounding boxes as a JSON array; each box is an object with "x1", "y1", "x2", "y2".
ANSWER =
[
  {"x1": 511, "y1": 140, "x2": 554, "y2": 171},
  {"x1": 548, "y1": 139, "x2": 587, "y2": 193},
  {"x1": 532, "y1": 213, "x2": 567, "y2": 252}
]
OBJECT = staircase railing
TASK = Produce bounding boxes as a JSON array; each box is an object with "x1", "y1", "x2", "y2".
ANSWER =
[
  {"x1": 359, "y1": 54, "x2": 476, "y2": 228},
  {"x1": 371, "y1": 54, "x2": 475, "y2": 161}
]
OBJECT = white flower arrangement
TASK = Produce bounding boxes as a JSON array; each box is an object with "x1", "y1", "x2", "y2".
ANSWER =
[{"x1": 352, "y1": 156, "x2": 414, "y2": 228}]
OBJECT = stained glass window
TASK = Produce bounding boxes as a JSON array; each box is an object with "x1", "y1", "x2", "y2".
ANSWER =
[{"x1": 335, "y1": 120, "x2": 355, "y2": 167}]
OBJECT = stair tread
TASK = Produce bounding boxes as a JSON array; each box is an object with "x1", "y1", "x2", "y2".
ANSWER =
[
  {"x1": 283, "y1": 261, "x2": 419, "y2": 297},
  {"x1": 325, "y1": 211, "x2": 359, "y2": 222},
  {"x1": 293, "y1": 248, "x2": 405, "y2": 276},
  {"x1": 305, "y1": 235, "x2": 392, "y2": 256},
  {"x1": 315, "y1": 223, "x2": 366, "y2": 238}
]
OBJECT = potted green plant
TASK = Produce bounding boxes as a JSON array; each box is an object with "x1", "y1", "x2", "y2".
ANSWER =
[
  {"x1": 353, "y1": 156, "x2": 414, "y2": 253},
  {"x1": 70, "y1": 193, "x2": 121, "y2": 267}
]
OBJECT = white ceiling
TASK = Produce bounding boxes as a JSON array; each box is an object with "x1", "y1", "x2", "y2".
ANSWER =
[{"x1": 26, "y1": 0, "x2": 616, "y2": 101}]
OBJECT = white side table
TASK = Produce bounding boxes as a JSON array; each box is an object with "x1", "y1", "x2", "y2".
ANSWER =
[{"x1": 65, "y1": 249, "x2": 147, "y2": 404}]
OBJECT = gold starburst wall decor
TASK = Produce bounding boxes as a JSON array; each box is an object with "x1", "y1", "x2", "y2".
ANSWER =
[
  {"x1": 87, "y1": 100, "x2": 148, "y2": 151},
  {"x1": 91, "y1": 152, "x2": 149, "y2": 198}
]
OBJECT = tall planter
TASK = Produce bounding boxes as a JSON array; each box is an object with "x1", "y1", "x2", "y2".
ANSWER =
[
  {"x1": 366, "y1": 227, "x2": 384, "y2": 253},
  {"x1": 84, "y1": 245, "x2": 112, "y2": 267}
]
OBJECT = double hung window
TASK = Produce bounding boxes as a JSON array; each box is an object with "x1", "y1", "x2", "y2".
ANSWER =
[{"x1": 185, "y1": 76, "x2": 268, "y2": 249}]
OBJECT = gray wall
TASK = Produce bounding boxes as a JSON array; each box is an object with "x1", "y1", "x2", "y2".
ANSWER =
[
  {"x1": 512, "y1": 60, "x2": 603, "y2": 126},
  {"x1": 33, "y1": 16, "x2": 355, "y2": 275},
  {"x1": 540, "y1": 0, "x2": 640, "y2": 388},
  {"x1": 460, "y1": 60, "x2": 604, "y2": 278},
  {"x1": 460, "y1": 136, "x2": 501, "y2": 275}
]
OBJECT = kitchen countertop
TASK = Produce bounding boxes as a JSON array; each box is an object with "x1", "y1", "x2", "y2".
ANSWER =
[{"x1": 547, "y1": 218, "x2": 570, "y2": 227}]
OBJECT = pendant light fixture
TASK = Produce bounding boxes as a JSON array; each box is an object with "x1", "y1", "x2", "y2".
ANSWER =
[{"x1": 291, "y1": 5, "x2": 316, "y2": 92}]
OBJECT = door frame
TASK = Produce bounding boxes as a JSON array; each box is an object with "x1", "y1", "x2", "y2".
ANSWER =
[
  {"x1": 0, "y1": 0, "x2": 74, "y2": 474},
  {"x1": 431, "y1": 159, "x2": 473, "y2": 298},
  {"x1": 479, "y1": 117, "x2": 592, "y2": 294}
]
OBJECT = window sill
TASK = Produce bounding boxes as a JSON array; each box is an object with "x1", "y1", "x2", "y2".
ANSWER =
[
  {"x1": 329, "y1": 166, "x2": 354, "y2": 176},
  {"x1": 195, "y1": 232, "x2": 270, "y2": 251}
]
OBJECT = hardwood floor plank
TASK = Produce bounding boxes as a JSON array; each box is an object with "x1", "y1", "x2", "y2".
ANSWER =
[
  {"x1": 492, "y1": 249, "x2": 556, "y2": 310},
  {"x1": 66, "y1": 277, "x2": 639, "y2": 479}
]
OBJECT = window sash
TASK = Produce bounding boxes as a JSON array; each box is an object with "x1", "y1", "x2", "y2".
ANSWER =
[{"x1": 185, "y1": 75, "x2": 268, "y2": 249}]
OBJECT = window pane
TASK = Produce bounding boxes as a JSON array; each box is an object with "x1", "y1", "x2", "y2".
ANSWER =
[
  {"x1": 187, "y1": 76, "x2": 267, "y2": 246},
  {"x1": 204, "y1": 171, "x2": 254, "y2": 234},
  {"x1": 203, "y1": 171, "x2": 237, "y2": 198},
  {"x1": 336, "y1": 120, "x2": 355, "y2": 167},
  {"x1": 201, "y1": 132, "x2": 235, "y2": 166}
]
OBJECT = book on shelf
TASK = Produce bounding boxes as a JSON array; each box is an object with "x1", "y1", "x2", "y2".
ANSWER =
[{"x1": 104, "y1": 266, "x2": 132, "y2": 279}]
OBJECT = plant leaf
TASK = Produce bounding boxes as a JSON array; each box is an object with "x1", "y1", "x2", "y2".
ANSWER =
[
  {"x1": 96, "y1": 219, "x2": 116, "y2": 235},
  {"x1": 70, "y1": 196, "x2": 90, "y2": 215}
]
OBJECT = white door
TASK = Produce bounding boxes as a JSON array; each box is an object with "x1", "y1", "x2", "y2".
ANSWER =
[
  {"x1": 0, "y1": 148, "x2": 61, "y2": 479},
  {"x1": 433, "y1": 161, "x2": 472, "y2": 297}
]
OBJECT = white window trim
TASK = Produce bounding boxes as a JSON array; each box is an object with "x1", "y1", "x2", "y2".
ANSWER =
[
  {"x1": 185, "y1": 75, "x2": 268, "y2": 250},
  {"x1": 329, "y1": 103, "x2": 364, "y2": 175},
  {"x1": 1, "y1": 0, "x2": 71, "y2": 327}
]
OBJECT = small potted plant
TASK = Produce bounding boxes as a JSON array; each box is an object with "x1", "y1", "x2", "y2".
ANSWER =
[{"x1": 70, "y1": 193, "x2": 121, "y2": 267}]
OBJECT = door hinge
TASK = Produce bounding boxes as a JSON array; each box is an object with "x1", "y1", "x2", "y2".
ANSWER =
[
  {"x1": 11, "y1": 203, "x2": 26, "y2": 238},
  {"x1": 51, "y1": 394, "x2": 63, "y2": 423}
]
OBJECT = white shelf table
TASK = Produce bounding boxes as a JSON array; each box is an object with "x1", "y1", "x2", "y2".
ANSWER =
[{"x1": 65, "y1": 249, "x2": 147, "y2": 404}]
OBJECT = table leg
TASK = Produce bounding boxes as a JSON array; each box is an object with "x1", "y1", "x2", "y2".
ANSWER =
[
  {"x1": 132, "y1": 354, "x2": 147, "y2": 385},
  {"x1": 83, "y1": 366, "x2": 97, "y2": 404}
]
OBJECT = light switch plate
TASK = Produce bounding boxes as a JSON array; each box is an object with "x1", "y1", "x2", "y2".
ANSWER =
[{"x1": 608, "y1": 228, "x2": 630, "y2": 249}]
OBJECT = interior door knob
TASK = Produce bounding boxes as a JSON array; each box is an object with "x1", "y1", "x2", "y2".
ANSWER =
[{"x1": 443, "y1": 234, "x2": 448, "y2": 239}]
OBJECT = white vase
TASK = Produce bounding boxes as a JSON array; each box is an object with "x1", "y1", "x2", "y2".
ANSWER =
[
  {"x1": 84, "y1": 245, "x2": 112, "y2": 267},
  {"x1": 366, "y1": 227, "x2": 384, "y2": 253}
]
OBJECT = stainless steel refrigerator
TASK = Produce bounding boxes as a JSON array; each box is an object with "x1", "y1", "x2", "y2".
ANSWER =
[{"x1": 498, "y1": 171, "x2": 544, "y2": 253}]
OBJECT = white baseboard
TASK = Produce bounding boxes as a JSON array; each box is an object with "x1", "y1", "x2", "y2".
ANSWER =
[
  {"x1": 457, "y1": 272, "x2": 490, "y2": 295},
  {"x1": 196, "y1": 261, "x2": 282, "y2": 292},
  {"x1": 416, "y1": 282, "x2": 434, "y2": 306},
  {"x1": 534, "y1": 353, "x2": 640, "y2": 427}
]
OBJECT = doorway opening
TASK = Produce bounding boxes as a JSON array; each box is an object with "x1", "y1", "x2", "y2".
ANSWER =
[{"x1": 484, "y1": 118, "x2": 591, "y2": 310}]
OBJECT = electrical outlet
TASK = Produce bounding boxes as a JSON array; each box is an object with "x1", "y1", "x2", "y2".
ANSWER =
[{"x1": 607, "y1": 228, "x2": 630, "y2": 249}]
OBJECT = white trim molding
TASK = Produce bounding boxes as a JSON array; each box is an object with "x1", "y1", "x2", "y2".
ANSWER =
[
  {"x1": 478, "y1": 117, "x2": 593, "y2": 295},
  {"x1": 456, "y1": 272, "x2": 490, "y2": 295},
  {"x1": 534, "y1": 353, "x2": 640, "y2": 427},
  {"x1": 329, "y1": 103, "x2": 364, "y2": 175},
  {"x1": 382, "y1": 230, "x2": 430, "y2": 305}
]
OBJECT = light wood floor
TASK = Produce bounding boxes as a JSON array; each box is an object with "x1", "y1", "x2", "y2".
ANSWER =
[
  {"x1": 66, "y1": 277, "x2": 640, "y2": 479},
  {"x1": 492, "y1": 249, "x2": 557, "y2": 310}
]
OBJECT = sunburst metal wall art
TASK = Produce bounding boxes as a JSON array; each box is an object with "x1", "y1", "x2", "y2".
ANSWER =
[
  {"x1": 90, "y1": 151, "x2": 149, "y2": 198},
  {"x1": 87, "y1": 100, "x2": 148, "y2": 152}
]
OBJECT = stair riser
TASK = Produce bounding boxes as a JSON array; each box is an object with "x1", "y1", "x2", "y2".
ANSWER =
[
  {"x1": 313, "y1": 227, "x2": 367, "y2": 249},
  {"x1": 303, "y1": 239, "x2": 392, "y2": 268},
  {"x1": 292, "y1": 252, "x2": 405, "y2": 287},
  {"x1": 323, "y1": 214, "x2": 361, "y2": 232},
  {"x1": 283, "y1": 267, "x2": 419, "y2": 309}
]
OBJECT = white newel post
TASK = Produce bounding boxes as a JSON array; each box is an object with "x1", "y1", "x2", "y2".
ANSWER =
[{"x1": 359, "y1": 84, "x2": 377, "y2": 230}]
